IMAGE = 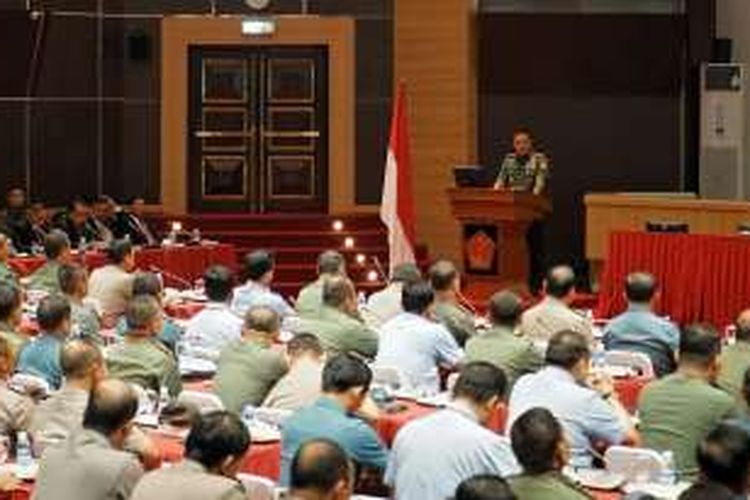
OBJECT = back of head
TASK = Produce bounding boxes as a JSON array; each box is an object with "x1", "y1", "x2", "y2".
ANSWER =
[
  {"x1": 510, "y1": 408, "x2": 563, "y2": 474},
  {"x1": 734, "y1": 309, "x2": 750, "y2": 342},
  {"x1": 545, "y1": 265, "x2": 576, "y2": 299},
  {"x1": 0, "y1": 283, "x2": 21, "y2": 322},
  {"x1": 545, "y1": 330, "x2": 590, "y2": 370},
  {"x1": 287, "y1": 333, "x2": 324, "y2": 359},
  {"x1": 391, "y1": 263, "x2": 422, "y2": 285},
  {"x1": 244, "y1": 306, "x2": 280, "y2": 334},
  {"x1": 317, "y1": 250, "x2": 346, "y2": 277},
  {"x1": 61, "y1": 339, "x2": 102, "y2": 380},
  {"x1": 241, "y1": 250, "x2": 274, "y2": 282},
  {"x1": 625, "y1": 272, "x2": 657, "y2": 304},
  {"x1": 452, "y1": 362, "x2": 507, "y2": 404},
  {"x1": 488, "y1": 291, "x2": 522, "y2": 328},
  {"x1": 37, "y1": 294, "x2": 71, "y2": 332},
  {"x1": 322, "y1": 275, "x2": 355, "y2": 309},
  {"x1": 401, "y1": 281, "x2": 434, "y2": 315},
  {"x1": 132, "y1": 272, "x2": 163, "y2": 298},
  {"x1": 185, "y1": 411, "x2": 250, "y2": 470},
  {"x1": 58, "y1": 263, "x2": 87, "y2": 296},
  {"x1": 125, "y1": 295, "x2": 160, "y2": 331},
  {"x1": 83, "y1": 378, "x2": 138, "y2": 436},
  {"x1": 43, "y1": 229, "x2": 70, "y2": 260},
  {"x1": 428, "y1": 260, "x2": 458, "y2": 292},
  {"x1": 107, "y1": 238, "x2": 133, "y2": 265},
  {"x1": 679, "y1": 324, "x2": 720, "y2": 368},
  {"x1": 290, "y1": 438, "x2": 352, "y2": 496},
  {"x1": 455, "y1": 475, "x2": 517, "y2": 500},
  {"x1": 696, "y1": 423, "x2": 750, "y2": 493},
  {"x1": 203, "y1": 265, "x2": 234, "y2": 302},
  {"x1": 321, "y1": 354, "x2": 372, "y2": 394}
]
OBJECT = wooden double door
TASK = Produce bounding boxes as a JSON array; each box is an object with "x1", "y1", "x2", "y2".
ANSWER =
[{"x1": 188, "y1": 45, "x2": 329, "y2": 213}]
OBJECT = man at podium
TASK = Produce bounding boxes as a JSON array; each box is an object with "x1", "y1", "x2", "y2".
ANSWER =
[{"x1": 493, "y1": 128, "x2": 550, "y2": 196}]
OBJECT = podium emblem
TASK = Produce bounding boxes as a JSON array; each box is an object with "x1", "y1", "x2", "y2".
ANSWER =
[{"x1": 465, "y1": 225, "x2": 498, "y2": 274}]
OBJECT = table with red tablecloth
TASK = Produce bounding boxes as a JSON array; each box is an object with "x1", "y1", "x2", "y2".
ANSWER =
[
  {"x1": 613, "y1": 376, "x2": 651, "y2": 414},
  {"x1": 10, "y1": 244, "x2": 236, "y2": 288},
  {"x1": 597, "y1": 231, "x2": 750, "y2": 327}
]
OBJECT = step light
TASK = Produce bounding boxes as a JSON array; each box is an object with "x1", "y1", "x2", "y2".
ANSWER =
[
  {"x1": 332, "y1": 220, "x2": 344, "y2": 232},
  {"x1": 344, "y1": 237, "x2": 355, "y2": 249}
]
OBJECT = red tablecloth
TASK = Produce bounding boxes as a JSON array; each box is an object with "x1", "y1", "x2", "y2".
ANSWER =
[
  {"x1": 165, "y1": 302, "x2": 206, "y2": 320},
  {"x1": 10, "y1": 244, "x2": 236, "y2": 288},
  {"x1": 613, "y1": 376, "x2": 651, "y2": 414},
  {"x1": 597, "y1": 231, "x2": 750, "y2": 327}
]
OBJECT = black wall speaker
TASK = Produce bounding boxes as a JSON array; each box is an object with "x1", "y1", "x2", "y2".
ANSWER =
[
  {"x1": 127, "y1": 30, "x2": 151, "y2": 62},
  {"x1": 712, "y1": 37, "x2": 733, "y2": 63}
]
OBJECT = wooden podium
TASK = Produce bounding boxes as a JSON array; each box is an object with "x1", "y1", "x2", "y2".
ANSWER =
[{"x1": 447, "y1": 188, "x2": 552, "y2": 299}]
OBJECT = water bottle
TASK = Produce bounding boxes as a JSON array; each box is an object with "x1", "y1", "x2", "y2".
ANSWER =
[
  {"x1": 357, "y1": 291, "x2": 367, "y2": 311},
  {"x1": 241, "y1": 405, "x2": 256, "y2": 427},
  {"x1": 659, "y1": 450, "x2": 677, "y2": 485},
  {"x1": 16, "y1": 432, "x2": 33, "y2": 469},
  {"x1": 158, "y1": 386, "x2": 171, "y2": 413},
  {"x1": 78, "y1": 236, "x2": 87, "y2": 252}
]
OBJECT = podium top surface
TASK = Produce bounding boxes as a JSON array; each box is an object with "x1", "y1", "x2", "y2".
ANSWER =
[{"x1": 447, "y1": 187, "x2": 552, "y2": 223}]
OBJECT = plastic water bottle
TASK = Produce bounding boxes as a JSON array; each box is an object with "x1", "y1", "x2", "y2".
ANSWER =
[
  {"x1": 16, "y1": 432, "x2": 33, "y2": 469},
  {"x1": 241, "y1": 405, "x2": 256, "y2": 427},
  {"x1": 659, "y1": 450, "x2": 677, "y2": 485},
  {"x1": 357, "y1": 291, "x2": 367, "y2": 311}
]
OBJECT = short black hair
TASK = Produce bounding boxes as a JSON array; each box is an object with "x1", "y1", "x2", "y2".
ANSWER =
[
  {"x1": 455, "y1": 475, "x2": 517, "y2": 500},
  {"x1": 185, "y1": 411, "x2": 250, "y2": 470},
  {"x1": 61, "y1": 339, "x2": 102, "y2": 379},
  {"x1": 125, "y1": 295, "x2": 160, "y2": 331},
  {"x1": 317, "y1": 250, "x2": 346, "y2": 276},
  {"x1": 240, "y1": 250, "x2": 274, "y2": 282},
  {"x1": 488, "y1": 291, "x2": 522, "y2": 327},
  {"x1": 36, "y1": 294, "x2": 71, "y2": 331},
  {"x1": 391, "y1": 263, "x2": 422, "y2": 285},
  {"x1": 132, "y1": 272, "x2": 162, "y2": 298},
  {"x1": 679, "y1": 324, "x2": 721, "y2": 367},
  {"x1": 290, "y1": 438, "x2": 351, "y2": 494},
  {"x1": 401, "y1": 281, "x2": 434, "y2": 315},
  {"x1": 625, "y1": 272, "x2": 657, "y2": 303},
  {"x1": 203, "y1": 265, "x2": 234, "y2": 302},
  {"x1": 0, "y1": 283, "x2": 22, "y2": 322},
  {"x1": 428, "y1": 260, "x2": 459, "y2": 292},
  {"x1": 244, "y1": 306, "x2": 280, "y2": 333},
  {"x1": 83, "y1": 379, "x2": 139, "y2": 436},
  {"x1": 545, "y1": 330, "x2": 590, "y2": 370},
  {"x1": 322, "y1": 276, "x2": 354, "y2": 308},
  {"x1": 696, "y1": 423, "x2": 750, "y2": 494},
  {"x1": 545, "y1": 265, "x2": 576, "y2": 298},
  {"x1": 58, "y1": 263, "x2": 87, "y2": 296},
  {"x1": 452, "y1": 362, "x2": 507, "y2": 404},
  {"x1": 321, "y1": 354, "x2": 372, "y2": 394},
  {"x1": 287, "y1": 333, "x2": 324, "y2": 358},
  {"x1": 107, "y1": 238, "x2": 133, "y2": 265},
  {"x1": 510, "y1": 408, "x2": 563, "y2": 474},
  {"x1": 43, "y1": 229, "x2": 70, "y2": 260}
]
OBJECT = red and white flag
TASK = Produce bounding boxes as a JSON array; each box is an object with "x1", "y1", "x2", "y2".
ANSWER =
[{"x1": 380, "y1": 81, "x2": 416, "y2": 276}]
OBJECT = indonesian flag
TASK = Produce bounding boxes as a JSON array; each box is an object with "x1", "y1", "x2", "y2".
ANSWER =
[{"x1": 380, "y1": 81, "x2": 417, "y2": 276}]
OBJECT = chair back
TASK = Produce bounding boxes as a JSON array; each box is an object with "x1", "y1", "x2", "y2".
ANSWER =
[
  {"x1": 176, "y1": 390, "x2": 224, "y2": 414},
  {"x1": 253, "y1": 407, "x2": 293, "y2": 427},
  {"x1": 604, "y1": 446, "x2": 668, "y2": 483},
  {"x1": 237, "y1": 473, "x2": 276, "y2": 500},
  {"x1": 371, "y1": 365, "x2": 408, "y2": 390},
  {"x1": 604, "y1": 350, "x2": 655, "y2": 378}
]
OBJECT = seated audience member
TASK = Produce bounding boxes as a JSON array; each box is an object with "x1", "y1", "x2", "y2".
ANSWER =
[
  {"x1": 288, "y1": 438, "x2": 354, "y2": 500},
  {"x1": 281, "y1": 354, "x2": 388, "y2": 485},
  {"x1": 59, "y1": 263, "x2": 102, "y2": 344},
  {"x1": 87, "y1": 238, "x2": 136, "y2": 321},
  {"x1": 28, "y1": 201, "x2": 50, "y2": 245},
  {"x1": 231, "y1": 250, "x2": 295, "y2": 318},
  {"x1": 0, "y1": 336, "x2": 33, "y2": 435},
  {"x1": 466, "y1": 291, "x2": 542, "y2": 390},
  {"x1": 639, "y1": 324, "x2": 738, "y2": 477},
  {"x1": 2, "y1": 188, "x2": 34, "y2": 254},
  {"x1": 16, "y1": 294, "x2": 72, "y2": 389},
  {"x1": 34, "y1": 379, "x2": 145, "y2": 500},
  {"x1": 263, "y1": 333, "x2": 325, "y2": 411},
  {"x1": 508, "y1": 330, "x2": 638, "y2": 467},
  {"x1": 678, "y1": 423, "x2": 750, "y2": 500},
  {"x1": 131, "y1": 411, "x2": 250, "y2": 500},
  {"x1": 428, "y1": 260, "x2": 476, "y2": 347},
  {"x1": 375, "y1": 281, "x2": 463, "y2": 393},
  {"x1": 520, "y1": 265, "x2": 593, "y2": 344},
  {"x1": 52, "y1": 197, "x2": 100, "y2": 245},
  {"x1": 91, "y1": 196, "x2": 116, "y2": 243},
  {"x1": 0, "y1": 283, "x2": 27, "y2": 356},
  {"x1": 603, "y1": 272, "x2": 679, "y2": 377},
  {"x1": 116, "y1": 271, "x2": 183, "y2": 352},
  {"x1": 509, "y1": 408, "x2": 591, "y2": 499},
  {"x1": 725, "y1": 367, "x2": 750, "y2": 435},
  {"x1": 106, "y1": 295, "x2": 182, "y2": 397},
  {"x1": 386, "y1": 362, "x2": 518, "y2": 500},
  {"x1": 27, "y1": 229, "x2": 72, "y2": 293},
  {"x1": 718, "y1": 309, "x2": 750, "y2": 405},
  {"x1": 455, "y1": 475, "x2": 517, "y2": 500},
  {"x1": 214, "y1": 306, "x2": 288, "y2": 413},
  {"x1": 0, "y1": 233, "x2": 17, "y2": 285},
  {"x1": 299, "y1": 276, "x2": 379, "y2": 359},
  {"x1": 123, "y1": 197, "x2": 156, "y2": 246},
  {"x1": 366, "y1": 262, "x2": 422, "y2": 326},
  {"x1": 296, "y1": 250, "x2": 347, "y2": 318},
  {"x1": 184, "y1": 265, "x2": 242, "y2": 360}
]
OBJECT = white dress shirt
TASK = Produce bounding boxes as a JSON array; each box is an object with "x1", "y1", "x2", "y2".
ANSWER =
[
  {"x1": 183, "y1": 302, "x2": 243, "y2": 361},
  {"x1": 366, "y1": 282, "x2": 404, "y2": 326}
]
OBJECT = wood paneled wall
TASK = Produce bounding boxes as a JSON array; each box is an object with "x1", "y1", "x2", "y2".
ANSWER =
[{"x1": 395, "y1": 0, "x2": 477, "y2": 264}]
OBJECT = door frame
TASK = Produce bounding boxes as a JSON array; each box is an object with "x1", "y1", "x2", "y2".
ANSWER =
[{"x1": 161, "y1": 15, "x2": 359, "y2": 215}]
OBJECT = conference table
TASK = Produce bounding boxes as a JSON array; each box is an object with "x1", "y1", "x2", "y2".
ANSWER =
[
  {"x1": 597, "y1": 231, "x2": 750, "y2": 328},
  {"x1": 9, "y1": 243, "x2": 236, "y2": 288}
]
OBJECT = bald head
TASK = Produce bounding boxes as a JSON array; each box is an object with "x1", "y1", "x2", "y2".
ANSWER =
[
  {"x1": 61, "y1": 340, "x2": 103, "y2": 381},
  {"x1": 291, "y1": 438, "x2": 352, "y2": 497},
  {"x1": 736, "y1": 309, "x2": 750, "y2": 342},
  {"x1": 322, "y1": 276, "x2": 356, "y2": 310},
  {"x1": 429, "y1": 260, "x2": 459, "y2": 292},
  {"x1": 317, "y1": 250, "x2": 346, "y2": 277},
  {"x1": 545, "y1": 265, "x2": 576, "y2": 299},
  {"x1": 488, "y1": 291, "x2": 523, "y2": 328},
  {"x1": 83, "y1": 379, "x2": 138, "y2": 439},
  {"x1": 244, "y1": 306, "x2": 280, "y2": 337},
  {"x1": 625, "y1": 272, "x2": 657, "y2": 304}
]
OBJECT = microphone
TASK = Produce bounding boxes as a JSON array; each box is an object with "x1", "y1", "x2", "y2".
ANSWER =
[
  {"x1": 147, "y1": 265, "x2": 193, "y2": 290},
  {"x1": 456, "y1": 289, "x2": 479, "y2": 316},
  {"x1": 371, "y1": 256, "x2": 388, "y2": 284}
]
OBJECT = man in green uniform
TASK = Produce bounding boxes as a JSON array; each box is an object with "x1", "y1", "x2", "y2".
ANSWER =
[
  {"x1": 27, "y1": 229, "x2": 72, "y2": 293},
  {"x1": 718, "y1": 309, "x2": 750, "y2": 408},
  {"x1": 428, "y1": 260, "x2": 476, "y2": 347},
  {"x1": 295, "y1": 250, "x2": 346, "y2": 318}
]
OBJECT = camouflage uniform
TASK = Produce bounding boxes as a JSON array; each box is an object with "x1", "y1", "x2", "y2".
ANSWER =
[{"x1": 495, "y1": 152, "x2": 550, "y2": 195}]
